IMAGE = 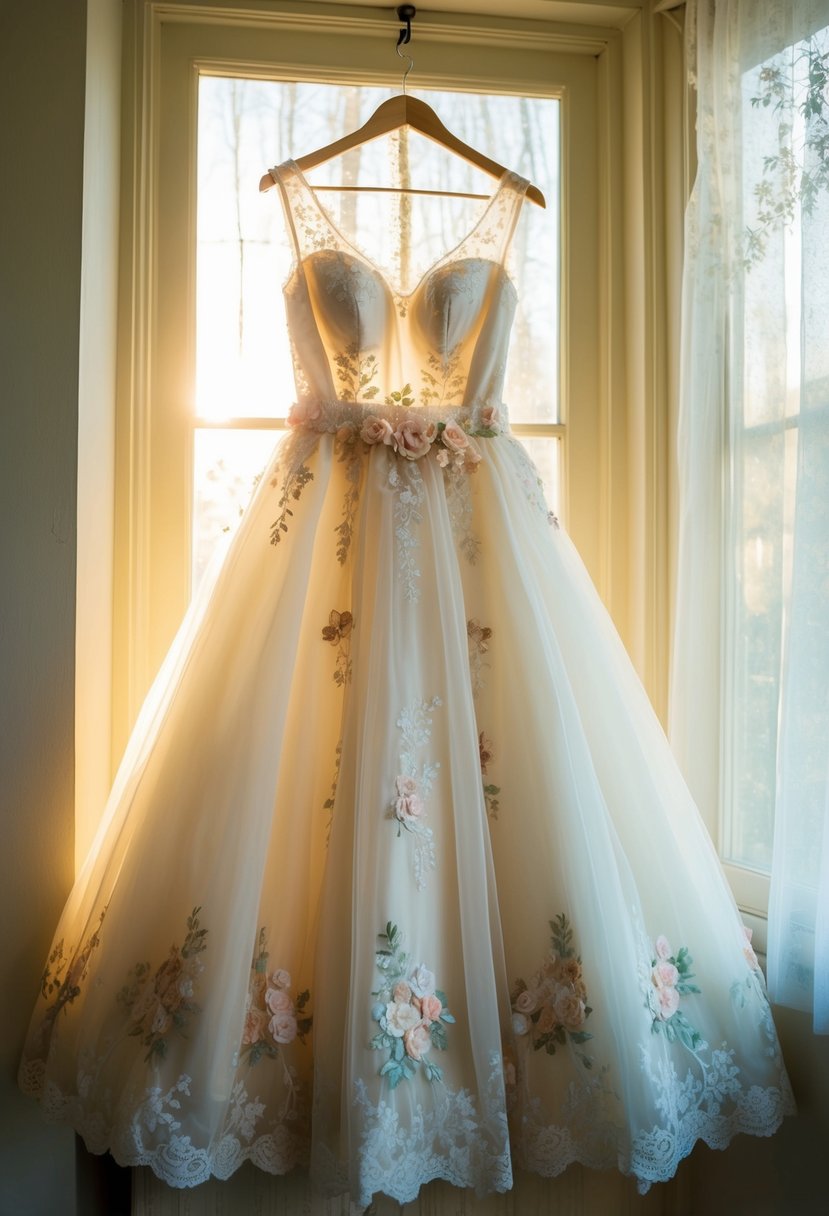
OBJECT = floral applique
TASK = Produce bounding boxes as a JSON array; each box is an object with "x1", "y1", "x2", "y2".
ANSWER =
[
  {"x1": 478, "y1": 731, "x2": 501, "y2": 820},
  {"x1": 644, "y1": 934, "x2": 703, "y2": 1050},
  {"x1": 241, "y1": 928, "x2": 312, "y2": 1067},
  {"x1": 511, "y1": 914, "x2": 594, "y2": 1069},
  {"x1": 467, "y1": 619, "x2": 492, "y2": 696},
  {"x1": 270, "y1": 462, "x2": 314, "y2": 546},
  {"x1": 370, "y1": 922, "x2": 456, "y2": 1087},
  {"x1": 116, "y1": 906, "x2": 208, "y2": 1063},
  {"x1": 38, "y1": 908, "x2": 107, "y2": 1035},
  {"x1": 390, "y1": 696, "x2": 442, "y2": 889},
  {"x1": 321, "y1": 609, "x2": 353, "y2": 686}
]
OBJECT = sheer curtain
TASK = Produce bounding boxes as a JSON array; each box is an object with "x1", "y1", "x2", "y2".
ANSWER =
[{"x1": 673, "y1": 0, "x2": 829, "y2": 1032}]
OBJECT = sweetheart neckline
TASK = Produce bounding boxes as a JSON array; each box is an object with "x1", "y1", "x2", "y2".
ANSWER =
[
  {"x1": 291, "y1": 248, "x2": 518, "y2": 306},
  {"x1": 282, "y1": 158, "x2": 518, "y2": 302}
]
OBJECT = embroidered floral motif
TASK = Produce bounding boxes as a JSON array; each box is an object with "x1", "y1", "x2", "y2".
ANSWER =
[
  {"x1": 467, "y1": 619, "x2": 492, "y2": 696},
  {"x1": 511, "y1": 914, "x2": 594, "y2": 1069},
  {"x1": 334, "y1": 432, "x2": 363, "y2": 564},
  {"x1": 116, "y1": 906, "x2": 208, "y2": 1063},
  {"x1": 644, "y1": 934, "x2": 703, "y2": 1050},
  {"x1": 389, "y1": 460, "x2": 425, "y2": 603},
  {"x1": 370, "y1": 922, "x2": 456, "y2": 1087},
  {"x1": 241, "y1": 928, "x2": 312, "y2": 1067},
  {"x1": 270, "y1": 462, "x2": 314, "y2": 546},
  {"x1": 444, "y1": 460, "x2": 481, "y2": 562},
  {"x1": 478, "y1": 731, "x2": 501, "y2": 819},
  {"x1": 334, "y1": 342, "x2": 380, "y2": 402},
  {"x1": 420, "y1": 349, "x2": 465, "y2": 408},
  {"x1": 390, "y1": 696, "x2": 442, "y2": 888},
  {"x1": 38, "y1": 909, "x2": 106, "y2": 1035},
  {"x1": 321, "y1": 609, "x2": 353, "y2": 687}
]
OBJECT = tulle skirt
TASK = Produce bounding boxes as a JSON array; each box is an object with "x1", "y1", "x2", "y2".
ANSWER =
[{"x1": 19, "y1": 423, "x2": 794, "y2": 1206}]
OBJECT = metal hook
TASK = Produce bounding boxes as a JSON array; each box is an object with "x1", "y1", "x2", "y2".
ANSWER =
[
  {"x1": 396, "y1": 4, "x2": 416, "y2": 48},
  {"x1": 395, "y1": 5, "x2": 416, "y2": 94}
]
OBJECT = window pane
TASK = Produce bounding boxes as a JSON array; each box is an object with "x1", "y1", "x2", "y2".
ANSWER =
[
  {"x1": 192, "y1": 428, "x2": 282, "y2": 591},
  {"x1": 196, "y1": 77, "x2": 559, "y2": 423}
]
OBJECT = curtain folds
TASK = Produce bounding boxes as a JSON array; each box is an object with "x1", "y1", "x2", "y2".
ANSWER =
[{"x1": 673, "y1": 0, "x2": 829, "y2": 1031}]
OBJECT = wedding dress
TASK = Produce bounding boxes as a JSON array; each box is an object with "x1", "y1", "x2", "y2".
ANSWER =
[{"x1": 19, "y1": 159, "x2": 795, "y2": 1206}]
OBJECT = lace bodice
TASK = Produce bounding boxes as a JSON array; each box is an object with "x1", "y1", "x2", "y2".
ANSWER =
[{"x1": 269, "y1": 160, "x2": 529, "y2": 430}]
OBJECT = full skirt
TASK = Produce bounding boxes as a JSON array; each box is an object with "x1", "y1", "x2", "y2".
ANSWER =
[{"x1": 19, "y1": 426, "x2": 794, "y2": 1206}]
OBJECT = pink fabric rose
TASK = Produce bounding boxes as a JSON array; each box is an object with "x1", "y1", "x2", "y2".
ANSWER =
[
  {"x1": 654, "y1": 961, "x2": 680, "y2": 989},
  {"x1": 441, "y1": 422, "x2": 470, "y2": 453},
  {"x1": 419, "y1": 994, "x2": 442, "y2": 1024},
  {"x1": 271, "y1": 968, "x2": 291, "y2": 989},
  {"x1": 336, "y1": 423, "x2": 354, "y2": 443},
  {"x1": 656, "y1": 985, "x2": 680, "y2": 1020},
  {"x1": 394, "y1": 775, "x2": 424, "y2": 823},
  {"x1": 480, "y1": 406, "x2": 500, "y2": 430},
  {"x1": 403, "y1": 1023, "x2": 432, "y2": 1061},
  {"x1": 360, "y1": 415, "x2": 394, "y2": 446},
  {"x1": 393, "y1": 417, "x2": 436, "y2": 460},
  {"x1": 288, "y1": 400, "x2": 321, "y2": 428},
  {"x1": 514, "y1": 988, "x2": 538, "y2": 1015},
  {"x1": 655, "y1": 935, "x2": 672, "y2": 961},
  {"x1": 265, "y1": 986, "x2": 293, "y2": 1014},
  {"x1": 269, "y1": 1010, "x2": 298, "y2": 1043}
]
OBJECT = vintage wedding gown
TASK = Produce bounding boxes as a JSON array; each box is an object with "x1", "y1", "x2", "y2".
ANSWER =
[{"x1": 20, "y1": 160, "x2": 795, "y2": 1205}]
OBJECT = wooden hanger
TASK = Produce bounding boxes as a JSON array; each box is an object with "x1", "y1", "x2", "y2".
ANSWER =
[{"x1": 259, "y1": 7, "x2": 545, "y2": 209}]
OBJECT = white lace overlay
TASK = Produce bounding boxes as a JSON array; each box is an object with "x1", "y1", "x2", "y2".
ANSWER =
[
  {"x1": 389, "y1": 460, "x2": 425, "y2": 603},
  {"x1": 350, "y1": 1051, "x2": 513, "y2": 1208}
]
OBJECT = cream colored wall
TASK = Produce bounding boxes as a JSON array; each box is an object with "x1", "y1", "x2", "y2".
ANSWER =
[{"x1": 0, "y1": 1, "x2": 87, "y2": 1212}]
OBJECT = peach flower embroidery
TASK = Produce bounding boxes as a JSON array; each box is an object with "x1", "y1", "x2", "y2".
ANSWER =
[
  {"x1": 510, "y1": 913, "x2": 593, "y2": 1069},
  {"x1": 370, "y1": 922, "x2": 456, "y2": 1087}
]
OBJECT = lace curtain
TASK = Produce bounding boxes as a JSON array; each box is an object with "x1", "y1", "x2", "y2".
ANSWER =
[{"x1": 673, "y1": 0, "x2": 829, "y2": 1031}]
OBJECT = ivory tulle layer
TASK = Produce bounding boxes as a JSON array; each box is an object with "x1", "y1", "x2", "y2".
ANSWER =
[{"x1": 20, "y1": 423, "x2": 794, "y2": 1206}]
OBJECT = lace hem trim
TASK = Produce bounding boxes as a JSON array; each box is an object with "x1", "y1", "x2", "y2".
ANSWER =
[{"x1": 20, "y1": 1058, "x2": 794, "y2": 1199}]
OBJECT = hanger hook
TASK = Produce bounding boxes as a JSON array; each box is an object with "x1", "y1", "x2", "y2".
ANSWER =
[
  {"x1": 395, "y1": 5, "x2": 416, "y2": 94},
  {"x1": 396, "y1": 4, "x2": 416, "y2": 49}
]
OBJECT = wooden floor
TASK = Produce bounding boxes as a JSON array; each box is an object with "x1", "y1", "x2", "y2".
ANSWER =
[{"x1": 133, "y1": 1164, "x2": 687, "y2": 1216}]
